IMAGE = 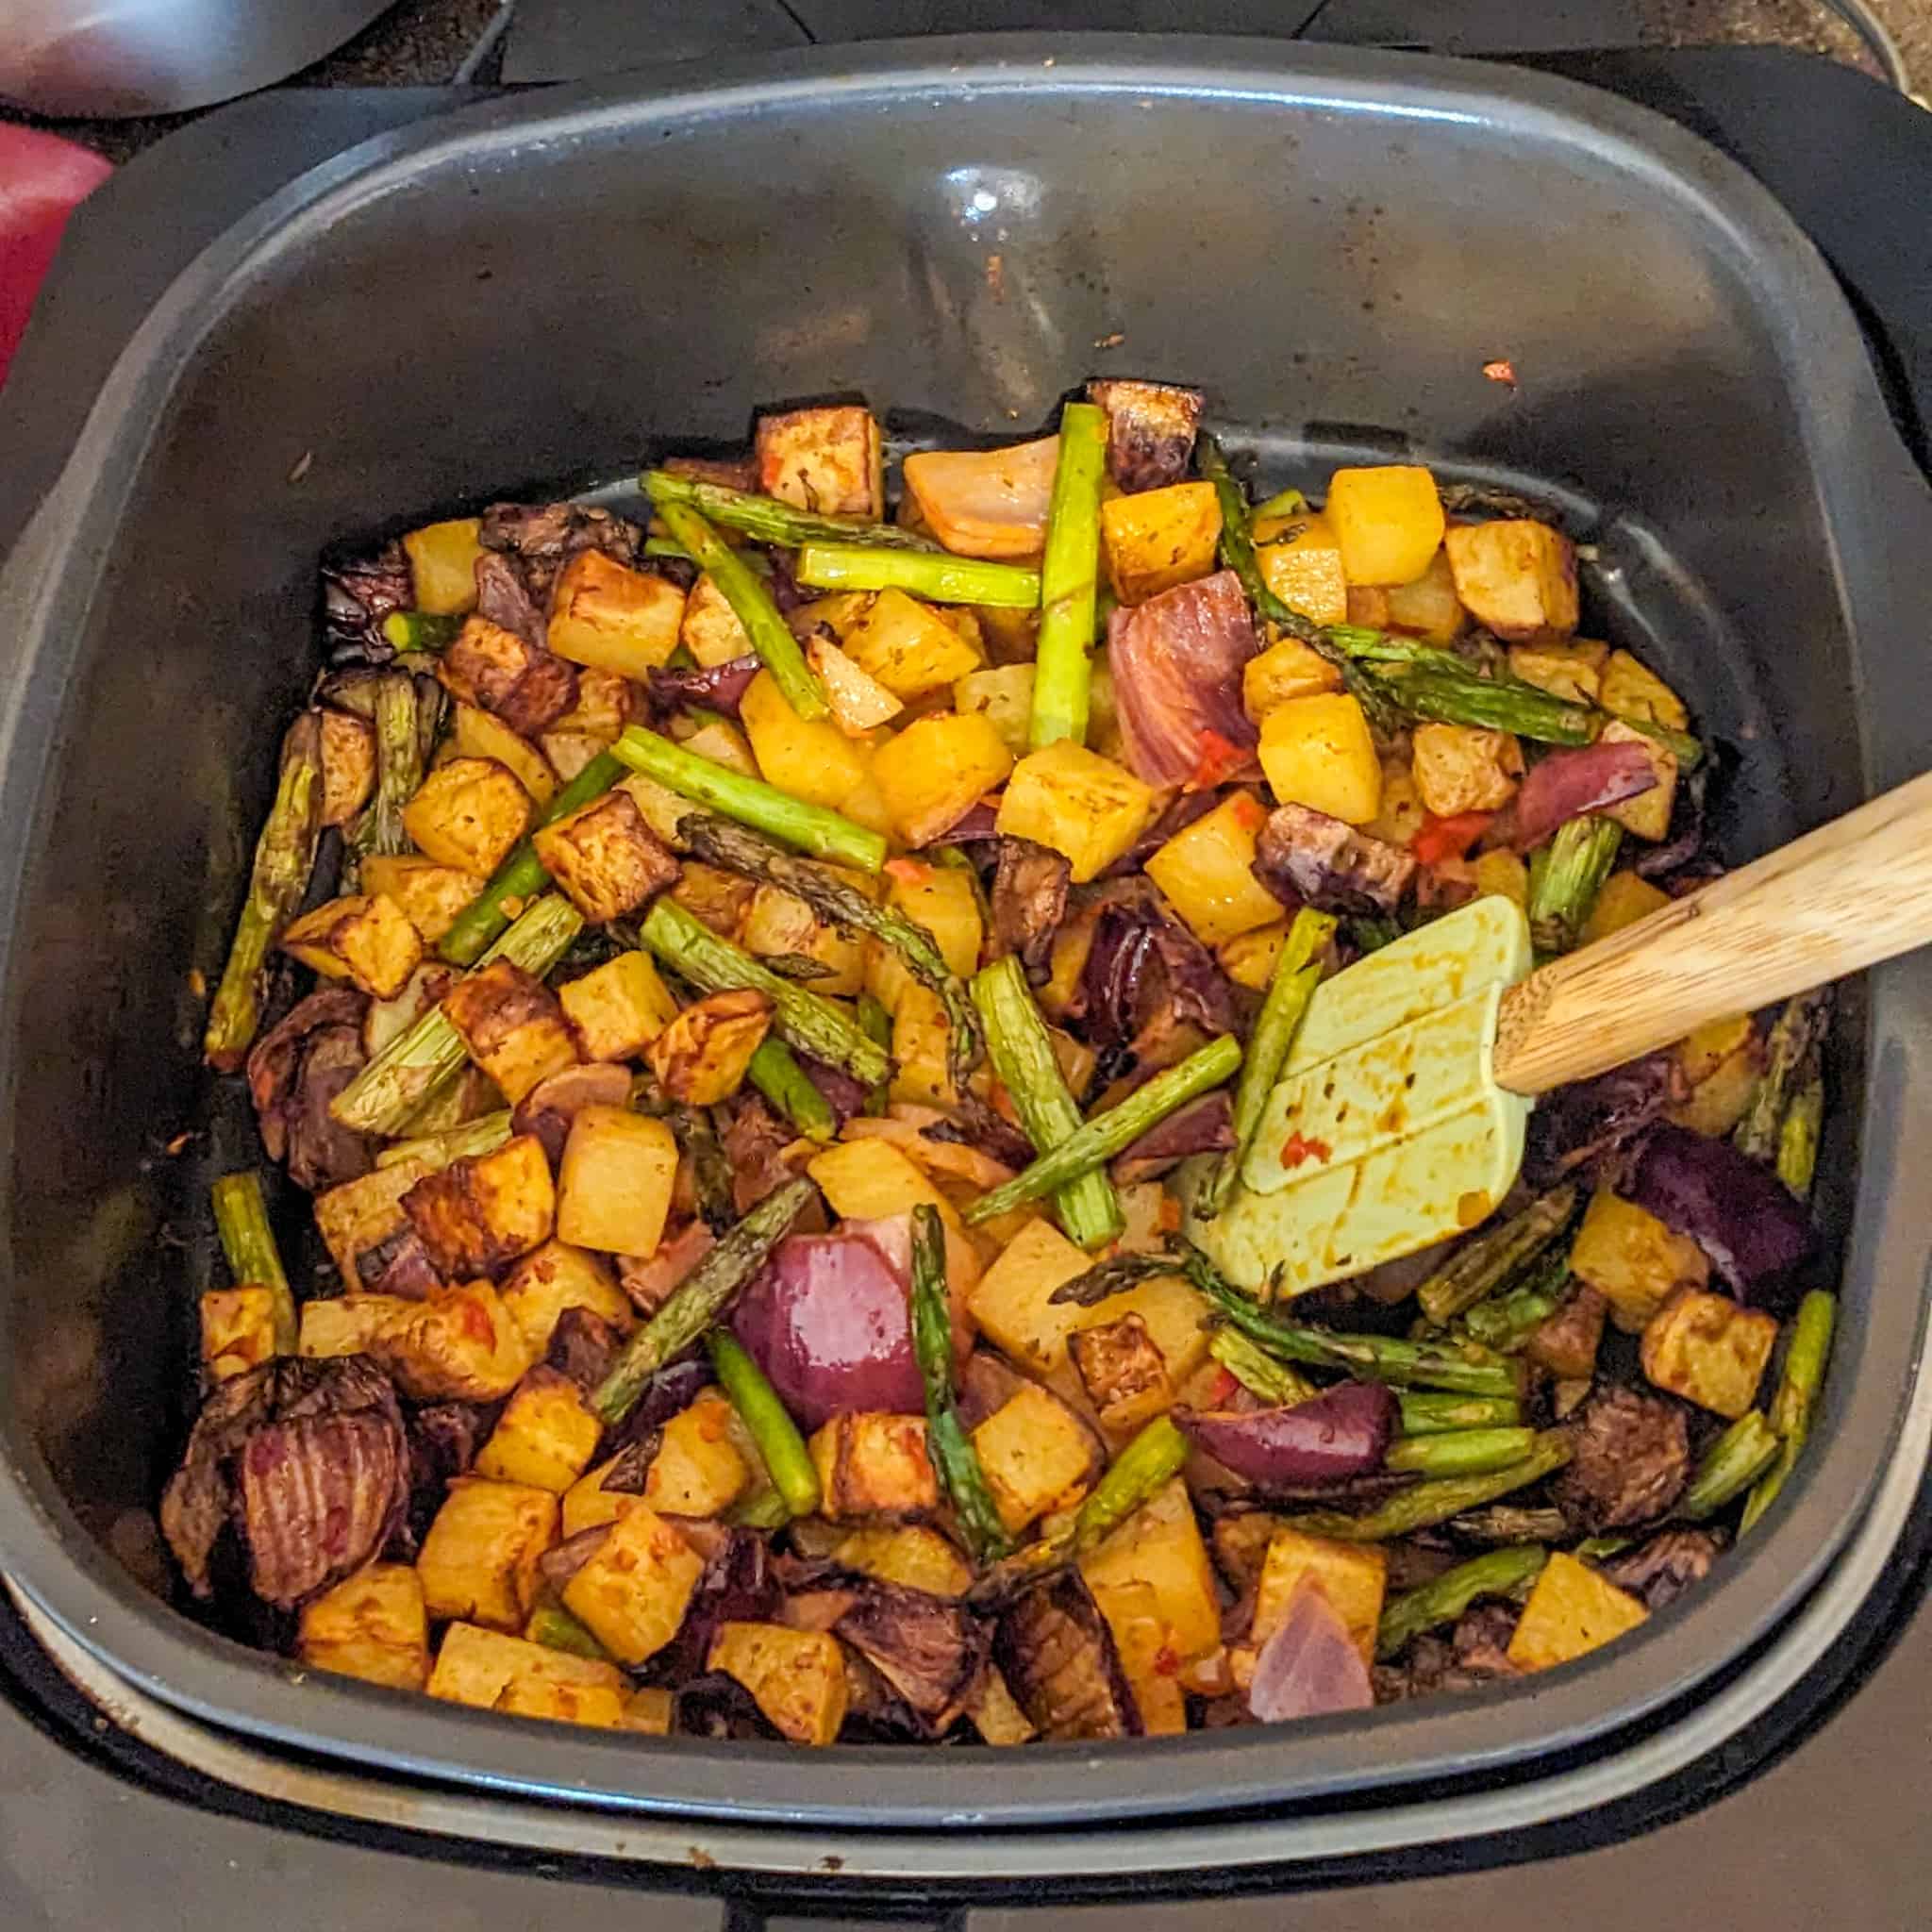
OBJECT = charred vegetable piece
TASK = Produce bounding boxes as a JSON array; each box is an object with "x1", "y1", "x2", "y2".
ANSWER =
[
  {"x1": 1415, "y1": 1187, "x2": 1576, "y2": 1326},
  {"x1": 205, "y1": 712, "x2": 325, "y2": 1069},
  {"x1": 1528, "y1": 814, "x2": 1624, "y2": 954},
  {"x1": 1734, "y1": 989, "x2": 1830, "y2": 1164},
  {"x1": 1285, "y1": 1430, "x2": 1571, "y2": 1541},
  {"x1": 1741, "y1": 1290, "x2": 1836, "y2": 1532},
  {"x1": 708, "y1": 1330, "x2": 821, "y2": 1520},
  {"x1": 382, "y1": 610, "x2": 463, "y2": 653},
  {"x1": 994, "y1": 1572, "x2": 1140, "y2": 1740},
  {"x1": 1029, "y1": 401, "x2": 1108, "y2": 750},
  {"x1": 210, "y1": 1171, "x2": 297, "y2": 1357},
  {"x1": 641, "y1": 468, "x2": 936, "y2": 551},
  {"x1": 1375, "y1": 1545, "x2": 1548, "y2": 1660},
  {"x1": 793, "y1": 543, "x2": 1041, "y2": 608},
  {"x1": 1208, "y1": 1327, "x2": 1317, "y2": 1407},
  {"x1": 341, "y1": 673, "x2": 433, "y2": 886}
]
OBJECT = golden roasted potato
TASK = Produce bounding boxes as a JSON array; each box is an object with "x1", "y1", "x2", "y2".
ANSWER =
[
  {"x1": 318, "y1": 708, "x2": 376, "y2": 827},
  {"x1": 645, "y1": 1388, "x2": 751, "y2": 1518},
  {"x1": 1069, "y1": 1311, "x2": 1174, "y2": 1438},
  {"x1": 743, "y1": 883, "x2": 867, "y2": 997},
  {"x1": 361, "y1": 1282, "x2": 538, "y2": 1402},
  {"x1": 438, "y1": 615, "x2": 578, "y2": 737},
  {"x1": 403, "y1": 756, "x2": 533, "y2": 875},
  {"x1": 1409, "y1": 722, "x2": 1521, "y2": 818},
  {"x1": 200, "y1": 1286, "x2": 280, "y2": 1382},
  {"x1": 1443, "y1": 519, "x2": 1579, "y2": 640},
  {"x1": 973, "y1": 1382, "x2": 1101, "y2": 1534},
  {"x1": 645, "y1": 988, "x2": 773, "y2": 1105},
  {"x1": 871, "y1": 711, "x2": 1014, "y2": 848},
  {"x1": 669, "y1": 859, "x2": 758, "y2": 938},
  {"x1": 1570, "y1": 1189, "x2": 1711, "y2": 1333},
  {"x1": 995, "y1": 739, "x2": 1152, "y2": 883},
  {"x1": 558, "y1": 950, "x2": 681, "y2": 1062},
  {"x1": 969, "y1": 1665, "x2": 1039, "y2": 1745},
  {"x1": 1250, "y1": 1526, "x2": 1387, "y2": 1669},
  {"x1": 442, "y1": 958, "x2": 580, "y2": 1104},
  {"x1": 808, "y1": 1412, "x2": 940, "y2": 1522},
  {"x1": 556, "y1": 1106, "x2": 678, "y2": 1256},
  {"x1": 844, "y1": 588, "x2": 982, "y2": 699},
  {"x1": 1598, "y1": 718, "x2": 1677, "y2": 843},
  {"x1": 532, "y1": 790, "x2": 678, "y2": 924},
  {"x1": 281, "y1": 892, "x2": 424, "y2": 1000},
  {"x1": 830, "y1": 1524, "x2": 974, "y2": 1599},
  {"x1": 1599, "y1": 649, "x2": 1688, "y2": 729},
  {"x1": 403, "y1": 517, "x2": 483, "y2": 614},
  {"x1": 1102, "y1": 480, "x2": 1223, "y2": 606},
  {"x1": 708, "y1": 1622, "x2": 850, "y2": 1746},
  {"x1": 358, "y1": 855, "x2": 485, "y2": 946},
  {"x1": 1325, "y1": 465, "x2": 1444, "y2": 586},
  {"x1": 453, "y1": 703, "x2": 557, "y2": 808},
  {"x1": 952, "y1": 662, "x2": 1036, "y2": 757},
  {"x1": 1507, "y1": 1552, "x2": 1647, "y2": 1671},
  {"x1": 1641, "y1": 1287, "x2": 1779, "y2": 1418},
  {"x1": 806, "y1": 636, "x2": 905, "y2": 734},
  {"x1": 561, "y1": 1501, "x2": 706, "y2": 1664},
  {"x1": 1080, "y1": 1479, "x2": 1223, "y2": 1670},
  {"x1": 1252, "y1": 508, "x2": 1347, "y2": 625},
  {"x1": 427, "y1": 1621, "x2": 626, "y2": 1716},
  {"x1": 678, "y1": 571, "x2": 754, "y2": 667},
  {"x1": 417, "y1": 1476, "x2": 559, "y2": 1630},
  {"x1": 1242, "y1": 635, "x2": 1342, "y2": 723},
  {"x1": 1257, "y1": 692, "x2": 1381, "y2": 824},
  {"x1": 546, "y1": 549, "x2": 686, "y2": 676},
  {"x1": 1382, "y1": 546, "x2": 1466, "y2": 641},
  {"x1": 1144, "y1": 791, "x2": 1283, "y2": 946},
  {"x1": 1580, "y1": 868, "x2": 1671, "y2": 945},
  {"x1": 741, "y1": 667, "x2": 872, "y2": 809},
  {"x1": 311, "y1": 1157, "x2": 437, "y2": 1287},
  {"x1": 807, "y1": 1137, "x2": 953, "y2": 1224},
  {"x1": 545, "y1": 664, "x2": 631, "y2": 744},
  {"x1": 299, "y1": 1562, "x2": 431, "y2": 1691},
  {"x1": 1508, "y1": 638, "x2": 1607, "y2": 705},
  {"x1": 475, "y1": 1367, "x2": 606, "y2": 1492},
  {"x1": 500, "y1": 1239, "x2": 631, "y2": 1357},
  {"x1": 756, "y1": 404, "x2": 884, "y2": 518}
]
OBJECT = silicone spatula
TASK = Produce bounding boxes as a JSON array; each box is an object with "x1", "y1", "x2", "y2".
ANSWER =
[{"x1": 1184, "y1": 771, "x2": 1932, "y2": 1294}]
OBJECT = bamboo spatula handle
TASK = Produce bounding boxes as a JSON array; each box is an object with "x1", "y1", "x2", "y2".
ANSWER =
[{"x1": 1491, "y1": 770, "x2": 1932, "y2": 1096}]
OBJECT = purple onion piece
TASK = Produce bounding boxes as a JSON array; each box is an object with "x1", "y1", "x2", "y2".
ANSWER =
[
  {"x1": 1176, "y1": 1382, "x2": 1397, "y2": 1487},
  {"x1": 647, "y1": 654, "x2": 760, "y2": 719},
  {"x1": 1111, "y1": 1091, "x2": 1235, "y2": 1184},
  {"x1": 1248, "y1": 1580, "x2": 1374, "y2": 1723},
  {"x1": 1491, "y1": 741, "x2": 1657, "y2": 854},
  {"x1": 1108, "y1": 569, "x2": 1259, "y2": 787},
  {"x1": 1628, "y1": 1123, "x2": 1814, "y2": 1295}
]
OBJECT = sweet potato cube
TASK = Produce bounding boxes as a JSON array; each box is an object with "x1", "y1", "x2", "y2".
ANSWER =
[
  {"x1": 808, "y1": 1413, "x2": 939, "y2": 1522},
  {"x1": 1410, "y1": 722, "x2": 1521, "y2": 818},
  {"x1": 560, "y1": 1501, "x2": 705, "y2": 1664},
  {"x1": 995, "y1": 739, "x2": 1152, "y2": 884},
  {"x1": 403, "y1": 756, "x2": 533, "y2": 874},
  {"x1": 679, "y1": 571, "x2": 752, "y2": 667},
  {"x1": 1087, "y1": 378, "x2": 1203, "y2": 492},
  {"x1": 281, "y1": 892, "x2": 423, "y2": 1000},
  {"x1": 532, "y1": 790, "x2": 678, "y2": 924},
  {"x1": 1102, "y1": 480, "x2": 1223, "y2": 606},
  {"x1": 1599, "y1": 649, "x2": 1689, "y2": 730},
  {"x1": 646, "y1": 988, "x2": 773, "y2": 1105},
  {"x1": 557, "y1": 1106, "x2": 677, "y2": 1256},
  {"x1": 427, "y1": 1622, "x2": 625, "y2": 1712},
  {"x1": 200, "y1": 1286, "x2": 280, "y2": 1382},
  {"x1": 871, "y1": 711, "x2": 1014, "y2": 848},
  {"x1": 744, "y1": 884, "x2": 867, "y2": 997},
  {"x1": 756, "y1": 404, "x2": 884, "y2": 519},
  {"x1": 1444, "y1": 519, "x2": 1579, "y2": 641},
  {"x1": 1508, "y1": 638, "x2": 1607, "y2": 705},
  {"x1": 438, "y1": 616, "x2": 578, "y2": 737},
  {"x1": 1242, "y1": 634, "x2": 1341, "y2": 722},
  {"x1": 972, "y1": 1382, "x2": 1100, "y2": 1533},
  {"x1": 362, "y1": 1282, "x2": 537, "y2": 1402},
  {"x1": 417, "y1": 1477, "x2": 559, "y2": 1630},
  {"x1": 831, "y1": 1524, "x2": 974, "y2": 1599},
  {"x1": 844, "y1": 588, "x2": 982, "y2": 699},
  {"x1": 558, "y1": 951, "x2": 679, "y2": 1061},
  {"x1": 1258, "y1": 692, "x2": 1382, "y2": 825},
  {"x1": 807, "y1": 636, "x2": 904, "y2": 733},
  {"x1": 358, "y1": 855, "x2": 486, "y2": 945},
  {"x1": 1598, "y1": 717, "x2": 1677, "y2": 842},
  {"x1": 1507, "y1": 1551, "x2": 1647, "y2": 1671},
  {"x1": 708, "y1": 1621, "x2": 851, "y2": 1746},
  {"x1": 1324, "y1": 465, "x2": 1445, "y2": 587},
  {"x1": 312, "y1": 1157, "x2": 437, "y2": 1287},
  {"x1": 1251, "y1": 1526, "x2": 1387, "y2": 1669},
  {"x1": 403, "y1": 1132, "x2": 555, "y2": 1279},
  {"x1": 475, "y1": 1366, "x2": 605, "y2": 1491},
  {"x1": 1581, "y1": 869, "x2": 1671, "y2": 946},
  {"x1": 500, "y1": 1239, "x2": 632, "y2": 1356},
  {"x1": 1570, "y1": 1189, "x2": 1711, "y2": 1333},
  {"x1": 546, "y1": 549, "x2": 686, "y2": 676},
  {"x1": 1079, "y1": 1478, "x2": 1223, "y2": 1666},
  {"x1": 1641, "y1": 1287, "x2": 1779, "y2": 1419},
  {"x1": 741, "y1": 667, "x2": 872, "y2": 809},
  {"x1": 645, "y1": 1388, "x2": 751, "y2": 1518},
  {"x1": 403, "y1": 516, "x2": 483, "y2": 615},
  {"x1": 298, "y1": 1562, "x2": 431, "y2": 1692},
  {"x1": 1144, "y1": 791, "x2": 1282, "y2": 945},
  {"x1": 442, "y1": 958, "x2": 580, "y2": 1104},
  {"x1": 1252, "y1": 508, "x2": 1348, "y2": 625}
]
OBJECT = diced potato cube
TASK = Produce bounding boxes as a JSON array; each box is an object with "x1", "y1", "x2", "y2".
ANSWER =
[
  {"x1": 1409, "y1": 723, "x2": 1520, "y2": 818},
  {"x1": 756, "y1": 405, "x2": 884, "y2": 518},
  {"x1": 351, "y1": 1283, "x2": 537, "y2": 1402},
  {"x1": 622, "y1": 1686, "x2": 677, "y2": 1735},
  {"x1": 834, "y1": 751, "x2": 895, "y2": 841},
  {"x1": 844, "y1": 588, "x2": 982, "y2": 699},
  {"x1": 872, "y1": 711, "x2": 1014, "y2": 848},
  {"x1": 903, "y1": 437, "x2": 1058, "y2": 559},
  {"x1": 996, "y1": 739, "x2": 1153, "y2": 884},
  {"x1": 953, "y1": 662, "x2": 1036, "y2": 757},
  {"x1": 281, "y1": 892, "x2": 423, "y2": 1000},
  {"x1": 1257, "y1": 692, "x2": 1382, "y2": 824},
  {"x1": 200, "y1": 1286, "x2": 279, "y2": 1382},
  {"x1": 808, "y1": 1413, "x2": 939, "y2": 1522},
  {"x1": 743, "y1": 884, "x2": 866, "y2": 997},
  {"x1": 679, "y1": 572, "x2": 752, "y2": 667},
  {"x1": 1219, "y1": 919, "x2": 1290, "y2": 991},
  {"x1": 402, "y1": 1132, "x2": 556, "y2": 1278},
  {"x1": 967, "y1": 1219, "x2": 1092, "y2": 1376},
  {"x1": 557, "y1": 1106, "x2": 677, "y2": 1257},
  {"x1": 403, "y1": 756, "x2": 532, "y2": 874},
  {"x1": 442, "y1": 958, "x2": 580, "y2": 1104},
  {"x1": 1068, "y1": 1311, "x2": 1174, "y2": 1438},
  {"x1": 562, "y1": 1455, "x2": 644, "y2": 1539},
  {"x1": 1362, "y1": 758, "x2": 1425, "y2": 848},
  {"x1": 319, "y1": 708, "x2": 376, "y2": 828},
  {"x1": 298, "y1": 1293, "x2": 408, "y2": 1361},
  {"x1": 890, "y1": 982, "x2": 958, "y2": 1110},
  {"x1": 1508, "y1": 638, "x2": 1607, "y2": 705},
  {"x1": 1079, "y1": 1478, "x2": 1222, "y2": 1666},
  {"x1": 1571, "y1": 1189, "x2": 1711, "y2": 1333},
  {"x1": 1599, "y1": 649, "x2": 1689, "y2": 730},
  {"x1": 1324, "y1": 465, "x2": 1445, "y2": 587},
  {"x1": 1098, "y1": 1580, "x2": 1188, "y2": 1735},
  {"x1": 1443, "y1": 519, "x2": 1579, "y2": 640},
  {"x1": 561, "y1": 1501, "x2": 705, "y2": 1665},
  {"x1": 646, "y1": 1387, "x2": 751, "y2": 1517},
  {"x1": 1474, "y1": 847, "x2": 1529, "y2": 908},
  {"x1": 500, "y1": 1240, "x2": 632, "y2": 1356},
  {"x1": 646, "y1": 988, "x2": 772, "y2": 1105},
  {"x1": 533, "y1": 790, "x2": 678, "y2": 924},
  {"x1": 299, "y1": 1562, "x2": 431, "y2": 1691},
  {"x1": 676, "y1": 714, "x2": 760, "y2": 777},
  {"x1": 831, "y1": 1524, "x2": 973, "y2": 1599},
  {"x1": 358, "y1": 855, "x2": 485, "y2": 945},
  {"x1": 1598, "y1": 718, "x2": 1677, "y2": 842},
  {"x1": 969, "y1": 1665, "x2": 1039, "y2": 1745},
  {"x1": 1252, "y1": 508, "x2": 1348, "y2": 625},
  {"x1": 312, "y1": 1157, "x2": 437, "y2": 1287},
  {"x1": 546, "y1": 549, "x2": 686, "y2": 676},
  {"x1": 972, "y1": 1381, "x2": 1099, "y2": 1533},
  {"x1": 428, "y1": 1622, "x2": 626, "y2": 1711},
  {"x1": 741, "y1": 667, "x2": 871, "y2": 809},
  {"x1": 475, "y1": 1367, "x2": 604, "y2": 1491},
  {"x1": 1251, "y1": 1526, "x2": 1388, "y2": 1668},
  {"x1": 417, "y1": 1477, "x2": 559, "y2": 1630},
  {"x1": 404, "y1": 517, "x2": 484, "y2": 615},
  {"x1": 492, "y1": 1673, "x2": 626, "y2": 1728},
  {"x1": 1101, "y1": 480, "x2": 1223, "y2": 606},
  {"x1": 1242, "y1": 635, "x2": 1342, "y2": 724},
  {"x1": 863, "y1": 864, "x2": 982, "y2": 1017},
  {"x1": 559, "y1": 951, "x2": 679, "y2": 1062},
  {"x1": 1383, "y1": 546, "x2": 1467, "y2": 641},
  {"x1": 1667, "y1": 1014, "x2": 1761, "y2": 1139},
  {"x1": 453, "y1": 703, "x2": 557, "y2": 808},
  {"x1": 787, "y1": 591, "x2": 874, "y2": 648},
  {"x1": 806, "y1": 636, "x2": 904, "y2": 734},
  {"x1": 1506, "y1": 1551, "x2": 1647, "y2": 1671},
  {"x1": 542, "y1": 734, "x2": 613, "y2": 786},
  {"x1": 1581, "y1": 868, "x2": 1671, "y2": 945},
  {"x1": 708, "y1": 1621, "x2": 851, "y2": 1746},
  {"x1": 669, "y1": 860, "x2": 756, "y2": 937},
  {"x1": 439, "y1": 616, "x2": 577, "y2": 738},
  {"x1": 546, "y1": 664, "x2": 631, "y2": 745},
  {"x1": 615, "y1": 772, "x2": 697, "y2": 851},
  {"x1": 1641, "y1": 1287, "x2": 1779, "y2": 1418},
  {"x1": 808, "y1": 1138, "x2": 953, "y2": 1224},
  {"x1": 1144, "y1": 791, "x2": 1282, "y2": 945}
]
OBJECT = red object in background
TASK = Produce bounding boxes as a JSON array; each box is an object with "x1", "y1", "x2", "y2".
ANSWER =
[{"x1": 0, "y1": 125, "x2": 111, "y2": 392}]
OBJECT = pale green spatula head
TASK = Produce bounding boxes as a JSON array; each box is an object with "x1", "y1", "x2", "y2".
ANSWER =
[{"x1": 1181, "y1": 894, "x2": 1534, "y2": 1296}]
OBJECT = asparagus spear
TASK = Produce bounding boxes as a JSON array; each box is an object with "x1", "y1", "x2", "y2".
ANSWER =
[
  {"x1": 1398, "y1": 1391, "x2": 1524, "y2": 1435},
  {"x1": 910, "y1": 1205, "x2": 1011, "y2": 1561},
  {"x1": 1250, "y1": 487, "x2": 1308, "y2": 520},
  {"x1": 591, "y1": 1176, "x2": 814, "y2": 1424},
  {"x1": 1385, "y1": 1426, "x2": 1539, "y2": 1480},
  {"x1": 1679, "y1": 1409, "x2": 1781, "y2": 1522},
  {"x1": 708, "y1": 1330, "x2": 821, "y2": 1519},
  {"x1": 961, "y1": 1035, "x2": 1242, "y2": 1225},
  {"x1": 640, "y1": 469, "x2": 937, "y2": 552},
  {"x1": 644, "y1": 534, "x2": 774, "y2": 575},
  {"x1": 611, "y1": 726, "x2": 886, "y2": 874},
  {"x1": 210, "y1": 1171, "x2": 297, "y2": 1356},
  {"x1": 375, "y1": 1109, "x2": 513, "y2": 1171},
  {"x1": 1286, "y1": 1431, "x2": 1572, "y2": 1541},
  {"x1": 1527, "y1": 814, "x2": 1623, "y2": 954},
  {"x1": 728, "y1": 1488, "x2": 792, "y2": 1530},
  {"x1": 1741, "y1": 1290, "x2": 1837, "y2": 1532},
  {"x1": 1372, "y1": 664, "x2": 1596, "y2": 746},
  {"x1": 439, "y1": 750, "x2": 625, "y2": 966},
  {"x1": 1208, "y1": 1326, "x2": 1317, "y2": 1407},
  {"x1": 631, "y1": 1086, "x2": 738, "y2": 1230},
  {"x1": 746, "y1": 1036, "x2": 838, "y2": 1142},
  {"x1": 1375, "y1": 1545, "x2": 1549, "y2": 1659},
  {"x1": 1198, "y1": 908, "x2": 1335, "y2": 1216},
  {"x1": 380, "y1": 610, "x2": 463, "y2": 653},
  {"x1": 525, "y1": 1602, "x2": 613, "y2": 1660},
  {"x1": 1777, "y1": 1074, "x2": 1824, "y2": 1199},
  {"x1": 1029, "y1": 401, "x2": 1108, "y2": 750},
  {"x1": 640, "y1": 898, "x2": 891, "y2": 1088},
  {"x1": 1415, "y1": 1185, "x2": 1575, "y2": 1326},
  {"x1": 971, "y1": 957, "x2": 1122, "y2": 1250},
  {"x1": 857, "y1": 991, "x2": 892, "y2": 1116},
  {"x1": 342, "y1": 672, "x2": 431, "y2": 886},
  {"x1": 1443, "y1": 1504, "x2": 1571, "y2": 1545},
  {"x1": 649, "y1": 494, "x2": 829, "y2": 722},
  {"x1": 333, "y1": 893, "x2": 583, "y2": 1136},
  {"x1": 1460, "y1": 1274, "x2": 1566, "y2": 1355},
  {"x1": 793, "y1": 543, "x2": 1041, "y2": 608},
  {"x1": 204, "y1": 712, "x2": 325, "y2": 1069},
  {"x1": 1735, "y1": 989, "x2": 1830, "y2": 1163},
  {"x1": 682, "y1": 812, "x2": 975, "y2": 1086}
]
